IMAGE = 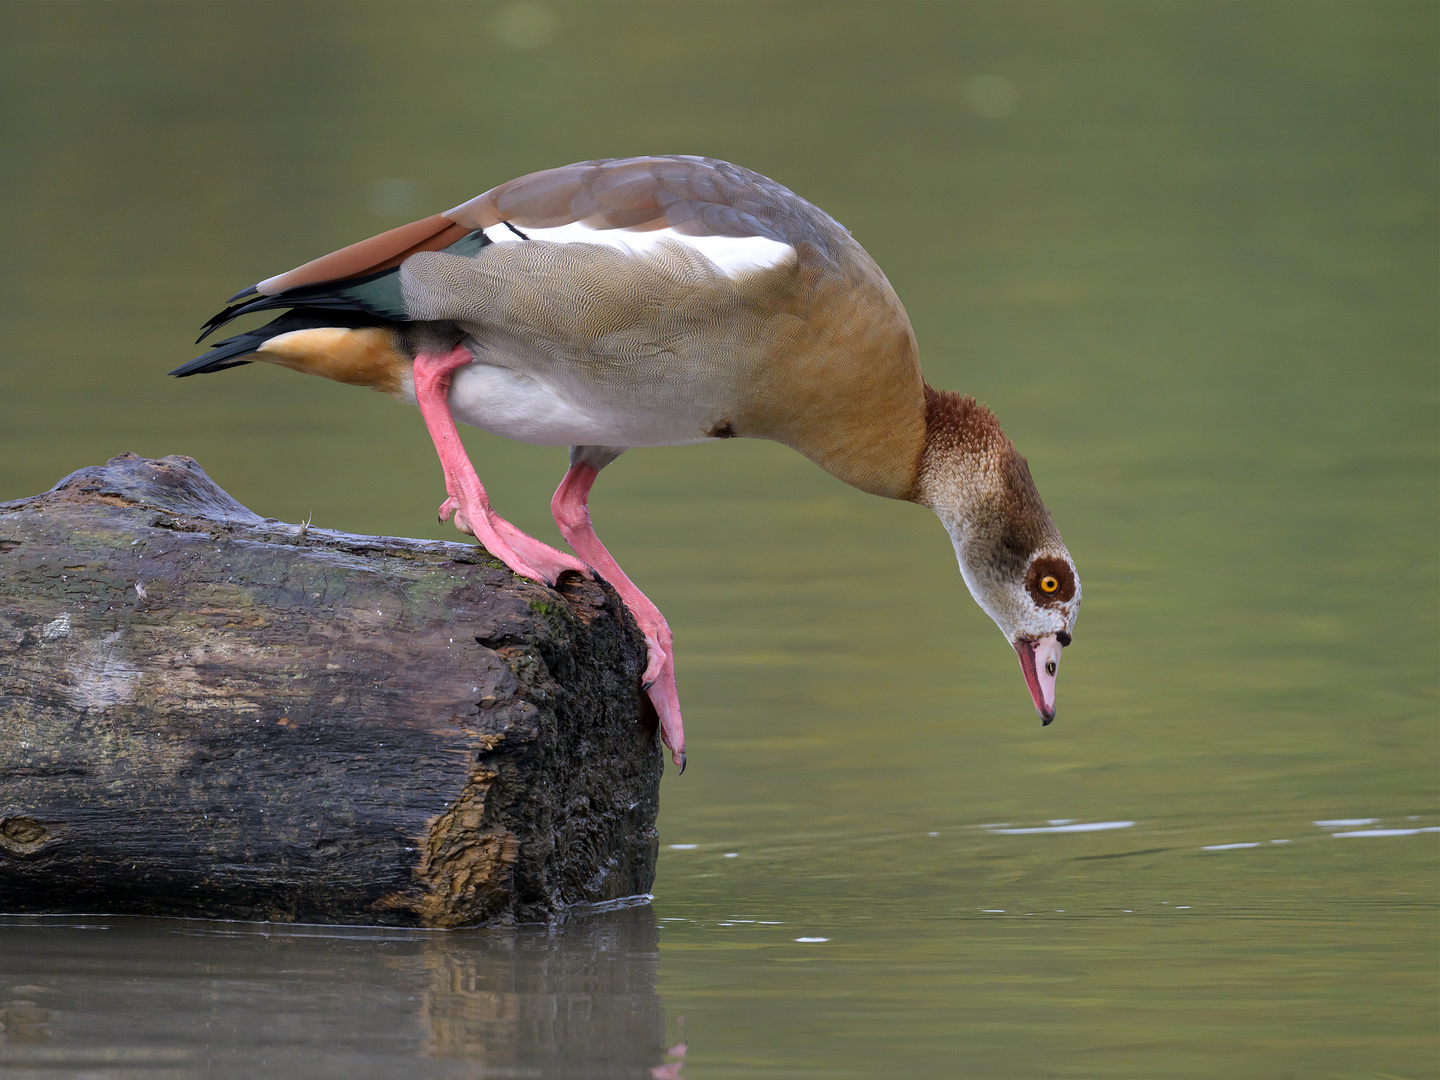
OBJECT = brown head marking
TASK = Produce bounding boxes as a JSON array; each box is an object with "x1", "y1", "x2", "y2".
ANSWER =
[{"x1": 1026, "y1": 555, "x2": 1076, "y2": 607}]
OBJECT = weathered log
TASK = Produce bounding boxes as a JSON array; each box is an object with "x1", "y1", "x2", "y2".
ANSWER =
[{"x1": 0, "y1": 453, "x2": 661, "y2": 926}]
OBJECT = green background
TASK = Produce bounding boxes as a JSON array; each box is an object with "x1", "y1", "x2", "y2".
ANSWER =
[{"x1": 1, "y1": 3, "x2": 1435, "y2": 1076}]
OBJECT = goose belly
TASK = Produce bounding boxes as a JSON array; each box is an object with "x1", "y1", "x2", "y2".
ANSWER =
[{"x1": 444, "y1": 361, "x2": 714, "y2": 448}]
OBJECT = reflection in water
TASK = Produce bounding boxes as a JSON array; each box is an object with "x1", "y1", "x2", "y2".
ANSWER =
[
  {"x1": 985, "y1": 820, "x2": 1136, "y2": 835},
  {"x1": 648, "y1": 1038, "x2": 688, "y2": 1080},
  {"x1": 0, "y1": 905, "x2": 667, "y2": 1079},
  {"x1": 1197, "y1": 818, "x2": 1440, "y2": 850},
  {"x1": 418, "y1": 903, "x2": 665, "y2": 1074}
]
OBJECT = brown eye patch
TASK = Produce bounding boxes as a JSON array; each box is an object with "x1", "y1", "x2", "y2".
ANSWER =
[{"x1": 1026, "y1": 556, "x2": 1075, "y2": 606}]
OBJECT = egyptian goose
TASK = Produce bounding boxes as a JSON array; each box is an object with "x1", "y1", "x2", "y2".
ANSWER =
[{"x1": 175, "y1": 156, "x2": 1081, "y2": 770}]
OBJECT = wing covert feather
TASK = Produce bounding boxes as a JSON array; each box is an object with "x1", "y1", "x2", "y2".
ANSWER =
[
  {"x1": 257, "y1": 214, "x2": 473, "y2": 297},
  {"x1": 447, "y1": 157, "x2": 846, "y2": 253},
  {"x1": 245, "y1": 158, "x2": 858, "y2": 309}
]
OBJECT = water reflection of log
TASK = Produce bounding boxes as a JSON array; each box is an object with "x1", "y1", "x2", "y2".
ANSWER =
[
  {"x1": 420, "y1": 902, "x2": 668, "y2": 1075},
  {"x1": 0, "y1": 906, "x2": 672, "y2": 1075},
  {"x1": 0, "y1": 454, "x2": 662, "y2": 926}
]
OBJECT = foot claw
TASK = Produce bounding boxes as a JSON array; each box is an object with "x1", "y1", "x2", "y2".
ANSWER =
[
  {"x1": 677, "y1": 751, "x2": 687, "y2": 774},
  {"x1": 490, "y1": 519, "x2": 592, "y2": 584}
]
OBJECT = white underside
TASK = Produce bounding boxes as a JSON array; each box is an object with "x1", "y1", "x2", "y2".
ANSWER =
[{"x1": 402, "y1": 358, "x2": 711, "y2": 450}]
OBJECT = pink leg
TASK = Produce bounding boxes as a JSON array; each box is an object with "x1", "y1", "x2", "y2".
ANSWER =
[
  {"x1": 649, "y1": 1041, "x2": 687, "y2": 1079},
  {"x1": 413, "y1": 347, "x2": 590, "y2": 585},
  {"x1": 552, "y1": 463, "x2": 685, "y2": 770}
]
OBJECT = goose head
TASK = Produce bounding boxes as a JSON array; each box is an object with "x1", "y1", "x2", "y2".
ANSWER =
[{"x1": 913, "y1": 389, "x2": 1081, "y2": 724}]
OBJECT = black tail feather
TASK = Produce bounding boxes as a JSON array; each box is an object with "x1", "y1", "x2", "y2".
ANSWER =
[
  {"x1": 172, "y1": 308, "x2": 386, "y2": 377},
  {"x1": 188, "y1": 286, "x2": 261, "y2": 343},
  {"x1": 194, "y1": 227, "x2": 489, "y2": 344},
  {"x1": 196, "y1": 301, "x2": 254, "y2": 343},
  {"x1": 194, "y1": 266, "x2": 407, "y2": 343}
]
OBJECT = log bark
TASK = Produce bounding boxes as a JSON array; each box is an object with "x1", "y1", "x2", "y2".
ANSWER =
[{"x1": 0, "y1": 453, "x2": 662, "y2": 926}]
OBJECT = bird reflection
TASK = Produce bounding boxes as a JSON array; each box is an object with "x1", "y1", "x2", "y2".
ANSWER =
[{"x1": 650, "y1": 1039, "x2": 688, "y2": 1078}]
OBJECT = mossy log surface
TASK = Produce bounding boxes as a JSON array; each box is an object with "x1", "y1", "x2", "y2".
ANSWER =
[{"x1": 0, "y1": 453, "x2": 661, "y2": 927}]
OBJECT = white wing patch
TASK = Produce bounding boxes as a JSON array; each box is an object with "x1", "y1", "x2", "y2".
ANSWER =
[{"x1": 480, "y1": 221, "x2": 794, "y2": 280}]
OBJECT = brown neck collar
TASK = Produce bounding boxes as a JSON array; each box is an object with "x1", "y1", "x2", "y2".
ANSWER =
[{"x1": 909, "y1": 386, "x2": 1011, "y2": 506}]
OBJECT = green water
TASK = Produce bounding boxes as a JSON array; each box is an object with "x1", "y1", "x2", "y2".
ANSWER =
[{"x1": 1, "y1": 3, "x2": 1436, "y2": 1077}]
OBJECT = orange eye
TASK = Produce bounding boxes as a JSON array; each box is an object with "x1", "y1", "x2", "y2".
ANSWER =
[{"x1": 1040, "y1": 575, "x2": 1059, "y2": 594}]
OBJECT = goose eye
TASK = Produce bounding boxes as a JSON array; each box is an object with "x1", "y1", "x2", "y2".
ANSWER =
[
  {"x1": 1040, "y1": 575, "x2": 1059, "y2": 594},
  {"x1": 1045, "y1": 658, "x2": 1057, "y2": 676}
]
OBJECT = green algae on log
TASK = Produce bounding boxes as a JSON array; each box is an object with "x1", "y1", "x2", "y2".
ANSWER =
[{"x1": 0, "y1": 453, "x2": 661, "y2": 926}]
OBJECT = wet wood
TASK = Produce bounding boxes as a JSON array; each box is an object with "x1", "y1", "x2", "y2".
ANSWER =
[{"x1": 0, "y1": 454, "x2": 662, "y2": 926}]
